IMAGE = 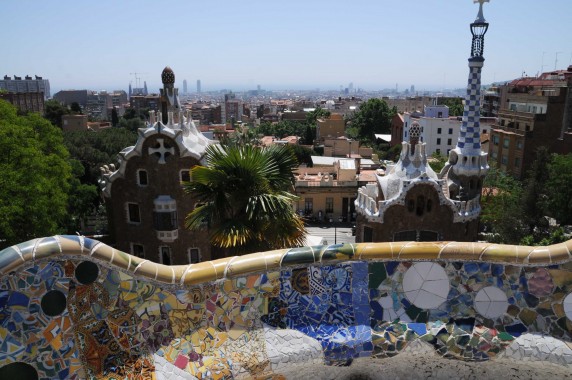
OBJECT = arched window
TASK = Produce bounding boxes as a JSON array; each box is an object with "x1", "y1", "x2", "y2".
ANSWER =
[
  {"x1": 416, "y1": 196, "x2": 425, "y2": 216},
  {"x1": 426, "y1": 199, "x2": 433, "y2": 212}
]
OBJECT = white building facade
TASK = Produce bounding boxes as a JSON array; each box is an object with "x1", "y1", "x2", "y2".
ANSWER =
[{"x1": 402, "y1": 106, "x2": 461, "y2": 157}]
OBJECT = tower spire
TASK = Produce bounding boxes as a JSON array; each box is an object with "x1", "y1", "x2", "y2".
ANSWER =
[{"x1": 443, "y1": 0, "x2": 490, "y2": 215}]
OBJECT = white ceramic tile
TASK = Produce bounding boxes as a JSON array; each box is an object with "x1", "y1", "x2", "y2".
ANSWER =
[
  {"x1": 403, "y1": 263, "x2": 449, "y2": 309},
  {"x1": 474, "y1": 286, "x2": 508, "y2": 319},
  {"x1": 416, "y1": 289, "x2": 447, "y2": 310},
  {"x1": 563, "y1": 293, "x2": 572, "y2": 320},
  {"x1": 426, "y1": 263, "x2": 448, "y2": 281},
  {"x1": 402, "y1": 268, "x2": 424, "y2": 294},
  {"x1": 421, "y1": 279, "x2": 450, "y2": 297},
  {"x1": 412, "y1": 262, "x2": 434, "y2": 280},
  {"x1": 378, "y1": 295, "x2": 394, "y2": 309}
]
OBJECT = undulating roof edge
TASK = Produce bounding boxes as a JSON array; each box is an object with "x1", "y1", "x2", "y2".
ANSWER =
[{"x1": 1, "y1": 236, "x2": 571, "y2": 285}]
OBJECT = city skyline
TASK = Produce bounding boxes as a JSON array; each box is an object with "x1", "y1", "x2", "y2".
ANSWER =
[{"x1": 4, "y1": 0, "x2": 572, "y2": 93}]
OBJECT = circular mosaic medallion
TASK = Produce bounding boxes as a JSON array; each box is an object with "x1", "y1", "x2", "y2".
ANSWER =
[
  {"x1": 474, "y1": 286, "x2": 508, "y2": 319},
  {"x1": 40, "y1": 290, "x2": 67, "y2": 317},
  {"x1": 0, "y1": 362, "x2": 38, "y2": 379},
  {"x1": 75, "y1": 261, "x2": 99, "y2": 285},
  {"x1": 402, "y1": 262, "x2": 449, "y2": 309},
  {"x1": 527, "y1": 268, "x2": 554, "y2": 297},
  {"x1": 291, "y1": 268, "x2": 310, "y2": 294},
  {"x1": 564, "y1": 293, "x2": 572, "y2": 321}
]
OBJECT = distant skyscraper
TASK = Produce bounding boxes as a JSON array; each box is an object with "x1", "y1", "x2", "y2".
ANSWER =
[
  {"x1": 183, "y1": 80, "x2": 188, "y2": 94},
  {"x1": 143, "y1": 81, "x2": 148, "y2": 96},
  {"x1": 348, "y1": 82, "x2": 354, "y2": 93},
  {"x1": 257, "y1": 84, "x2": 261, "y2": 92},
  {"x1": 410, "y1": 85, "x2": 415, "y2": 94},
  {"x1": 197, "y1": 80, "x2": 201, "y2": 94}
]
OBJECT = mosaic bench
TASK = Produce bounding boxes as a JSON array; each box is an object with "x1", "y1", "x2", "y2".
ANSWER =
[{"x1": 0, "y1": 236, "x2": 571, "y2": 379}]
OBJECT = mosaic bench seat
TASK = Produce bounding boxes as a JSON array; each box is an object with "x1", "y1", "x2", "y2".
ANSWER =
[{"x1": 0, "y1": 236, "x2": 571, "y2": 379}]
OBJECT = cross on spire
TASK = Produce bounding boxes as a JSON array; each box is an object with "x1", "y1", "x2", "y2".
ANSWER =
[{"x1": 473, "y1": 0, "x2": 490, "y2": 23}]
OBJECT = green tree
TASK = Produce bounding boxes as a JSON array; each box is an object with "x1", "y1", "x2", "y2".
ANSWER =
[
  {"x1": 111, "y1": 107, "x2": 119, "y2": 127},
  {"x1": 184, "y1": 144, "x2": 306, "y2": 254},
  {"x1": 70, "y1": 102, "x2": 82, "y2": 114},
  {"x1": 348, "y1": 98, "x2": 395, "y2": 141},
  {"x1": 123, "y1": 107, "x2": 149, "y2": 121},
  {"x1": 481, "y1": 164, "x2": 525, "y2": 244},
  {"x1": 306, "y1": 106, "x2": 331, "y2": 124},
  {"x1": 440, "y1": 98, "x2": 464, "y2": 117},
  {"x1": 303, "y1": 124, "x2": 315, "y2": 145},
  {"x1": 0, "y1": 100, "x2": 72, "y2": 248},
  {"x1": 63, "y1": 128, "x2": 138, "y2": 185},
  {"x1": 256, "y1": 120, "x2": 307, "y2": 139},
  {"x1": 428, "y1": 152, "x2": 448, "y2": 173},
  {"x1": 221, "y1": 125, "x2": 260, "y2": 147},
  {"x1": 118, "y1": 117, "x2": 145, "y2": 132},
  {"x1": 544, "y1": 153, "x2": 572, "y2": 225},
  {"x1": 288, "y1": 144, "x2": 316, "y2": 166},
  {"x1": 521, "y1": 147, "x2": 551, "y2": 237},
  {"x1": 44, "y1": 99, "x2": 70, "y2": 128},
  {"x1": 65, "y1": 159, "x2": 99, "y2": 233}
]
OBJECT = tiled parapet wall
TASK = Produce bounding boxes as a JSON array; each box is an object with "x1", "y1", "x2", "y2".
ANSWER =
[{"x1": 0, "y1": 236, "x2": 571, "y2": 379}]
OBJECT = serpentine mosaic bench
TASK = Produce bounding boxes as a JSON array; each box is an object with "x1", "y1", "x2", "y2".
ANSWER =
[{"x1": 1, "y1": 236, "x2": 571, "y2": 379}]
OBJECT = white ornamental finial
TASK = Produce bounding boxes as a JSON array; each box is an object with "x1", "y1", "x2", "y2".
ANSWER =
[{"x1": 474, "y1": 0, "x2": 489, "y2": 23}]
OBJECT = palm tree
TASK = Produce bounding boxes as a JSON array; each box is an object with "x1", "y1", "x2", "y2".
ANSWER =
[{"x1": 184, "y1": 144, "x2": 306, "y2": 254}]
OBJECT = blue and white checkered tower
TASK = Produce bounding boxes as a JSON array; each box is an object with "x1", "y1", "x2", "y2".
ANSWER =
[{"x1": 445, "y1": 0, "x2": 490, "y2": 212}]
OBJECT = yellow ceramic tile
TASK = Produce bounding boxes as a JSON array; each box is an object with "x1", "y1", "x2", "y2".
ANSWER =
[
  {"x1": 210, "y1": 258, "x2": 233, "y2": 280},
  {"x1": 57, "y1": 236, "x2": 84, "y2": 256},
  {"x1": 439, "y1": 242, "x2": 484, "y2": 260},
  {"x1": 397, "y1": 242, "x2": 443, "y2": 260},
  {"x1": 132, "y1": 260, "x2": 159, "y2": 279},
  {"x1": 548, "y1": 270, "x2": 572, "y2": 287},
  {"x1": 110, "y1": 249, "x2": 132, "y2": 271},
  {"x1": 546, "y1": 242, "x2": 572, "y2": 263},
  {"x1": 263, "y1": 249, "x2": 288, "y2": 271},
  {"x1": 155, "y1": 265, "x2": 176, "y2": 283},
  {"x1": 227, "y1": 255, "x2": 268, "y2": 278},
  {"x1": 90, "y1": 243, "x2": 114, "y2": 263},
  {"x1": 181, "y1": 263, "x2": 218, "y2": 285},
  {"x1": 355, "y1": 243, "x2": 395, "y2": 260},
  {"x1": 227, "y1": 326, "x2": 246, "y2": 340},
  {"x1": 527, "y1": 248, "x2": 552, "y2": 264},
  {"x1": 480, "y1": 245, "x2": 518, "y2": 263}
]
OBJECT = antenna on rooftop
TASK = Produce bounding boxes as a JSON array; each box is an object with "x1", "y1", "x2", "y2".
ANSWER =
[
  {"x1": 555, "y1": 52, "x2": 562, "y2": 70},
  {"x1": 541, "y1": 51, "x2": 547, "y2": 74}
]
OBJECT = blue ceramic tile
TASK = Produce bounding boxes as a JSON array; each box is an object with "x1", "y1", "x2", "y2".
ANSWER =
[{"x1": 408, "y1": 323, "x2": 427, "y2": 336}]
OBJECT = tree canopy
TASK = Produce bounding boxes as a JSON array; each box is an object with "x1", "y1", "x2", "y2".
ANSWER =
[
  {"x1": 184, "y1": 144, "x2": 306, "y2": 254},
  {"x1": 544, "y1": 153, "x2": 572, "y2": 225},
  {"x1": 481, "y1": 163, "x2": 525, "y2": 244},
  {"x1": 347, "y1": 98, "x2": 396, "y2": 141},
  {"x1": 482, "y1": 149, "x2": 572, "y2": 245},
  {"x1": 0, "y1": 100, "x2": 72, "y2": 248},
  {"x1": 440, "y1": 98, "x2": 464, "y2": 117},
  {"x1": 306, "y1": 106, "x2": 331, "y2": 125},
  {"x1": 63, "y1": 128, "x2": 138, "y2": 185},
  {"x1": 44, "y1": 99, "x2": 70, "y2": 128}
]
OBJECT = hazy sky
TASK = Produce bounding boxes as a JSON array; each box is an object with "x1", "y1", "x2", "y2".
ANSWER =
[{"x1": 4, "y1": 0, "x2": 572, "y2": 93}]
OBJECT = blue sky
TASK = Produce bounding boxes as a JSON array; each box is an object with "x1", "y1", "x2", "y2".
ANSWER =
[{"x1": 3, "y1": 0, "x2": 572, "y2": 93}]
